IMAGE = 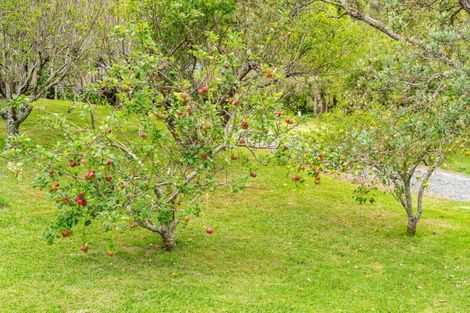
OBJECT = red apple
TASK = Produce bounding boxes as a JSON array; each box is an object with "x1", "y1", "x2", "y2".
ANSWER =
[
  {"x1": 231, "y1": 98, "x2": 240, "y2": 106},
  {"x1": 85, "y1": 169, "x2": 96, "y2": 180},
  {"x1": 107, "y1": 159, "x2": 114, "y2": 166},
  {"x1": 314, "y1": 168, "x2": 321, "y2": 175},
  {"x1": 264, "y1": 71, "x2": 274, "y2": 78},
  {"x1": 241, "y1": 120, "x2": 249, "y2": 130},
  {"x1": 231, "y1": 154, "x2": 239, "y2": 160},
  {"x1": 285, "y1": 117, "x2": 294, "y2": 125},
  {"x1": 80, "y1": 159, "x2": 87, "y2": 165},
  {"x1": 238, "y1": 138, "x2": 246, "y2": 145},
  {"x1": 138, "y1": 130, "x2": 148, "y2": 139},
  {"x1": 206, "y1": 227, "x2": 214, "y2": 234},
  {"x1": 129, "y1": 221, "x2": 139, "y2": 228},
  {"x1": 48, "y1": 168, "x2": 55, "y2": 176},
  {"x1": 183, "y1": 216, "x2": 190, "y2": 223},
  {"x1": 250, "y1": 172, "x2": 257, "y2": 178},
  {"x1": 69, "y1": 161, "x2": 79, "y2": 168},
  {"x1": 61, "y1": 230, "x2": 70, "y2": 238},
  {"x1": 201, "y1": 122, "x2": 212, "y2": 131},
  {"x1": 80, "y1": 244, "x2": 89, "y2": 253},
  {"x1": 75, "y1": 193, "x2": 87, "y2": 206},
  {"x1": 181, "y1": 92, "x2": 189, "y2": 103},
  {"x1": 106, "y1": 251, "x2": 116, "y2": 257},
  {"x1": 105, "y1": 175, "x2": 113, "y2": 182},
  {"x1": 50, "y1": 182, "x2": 60, "y2": 192},
  {"x1": 198, "y1": 152, "x2": 209, "y2": 160},
  {"x1": 318, "y1": 152, "x2": 325, "y2": 160},
  {"x1": 292, "y1": 175, "x2": 301, "y2": 182},
  {"x1": 107, "y1": 127, "x2": 113, "y2": 134},
  {"x1": 198, "y1": 86, "x2": 209, "y2": 95},
  {"x1": 274, "y1": 111, "x2": 282, "y2": 117}
]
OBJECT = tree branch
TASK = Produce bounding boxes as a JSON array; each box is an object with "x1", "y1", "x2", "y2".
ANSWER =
[
  {"x1": 459, "y1": 0, "x2": 470, "y2": 16},
  {"x1": 416, "y1": 156, "x2": 443, "y2": 219},
  {"x1": 310, "y1": 0, "x2": 459, "y2": 68}
]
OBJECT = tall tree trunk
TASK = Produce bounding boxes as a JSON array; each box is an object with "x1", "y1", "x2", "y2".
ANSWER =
[{"x1": 402, "y1": 175, "x2": 420, "y2": 236}]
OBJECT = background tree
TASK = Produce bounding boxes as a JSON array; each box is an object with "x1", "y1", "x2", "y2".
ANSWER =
[
  {"x1": 292, "y1": 0, "x2": 470, "y2": 235},
  {"x1": 335, "y1": 47, "x2": 469, "y2": 235},
  {"x1": 311, "y1": 0, "x2": 469, "y2": 68},
  {"x1": 0, "y1": 0, "x2": 108, "y2": 145},
  {"x1": 275, "y1": 5, "x2": 372, "y2": 115}
]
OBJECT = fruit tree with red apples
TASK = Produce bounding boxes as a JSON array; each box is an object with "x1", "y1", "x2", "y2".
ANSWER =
[{"x1": 34, "y1": 1, "x2": 302, "y2": 250}]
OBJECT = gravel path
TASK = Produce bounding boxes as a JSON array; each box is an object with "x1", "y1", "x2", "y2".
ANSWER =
[
  {"x1": 413, "y1": 168, "x2": 470, "y2": 202},
  {"x1": 260, "y1": 138, "x2": 469, "y2": 202}
]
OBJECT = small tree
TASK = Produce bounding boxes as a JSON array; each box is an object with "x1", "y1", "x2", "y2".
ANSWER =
[
  {"x1": 0, "y1": 0, "x2": 107, "y2": 145},
  {"x1": 337, "y1": 48, "x2": 469, "y2": 236}
]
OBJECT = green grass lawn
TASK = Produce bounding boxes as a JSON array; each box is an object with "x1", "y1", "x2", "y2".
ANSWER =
[
  {"x1": 1, "y1": 100, "x2": 470, "y2": 312},
  {"x1": 442, "y1": 152, "x2": 470, "y2": 175},
  {"x1": 0, "y1": 99, "x2": 139, "y2": 149}
]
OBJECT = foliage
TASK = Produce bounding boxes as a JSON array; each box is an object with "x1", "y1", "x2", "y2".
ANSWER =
[
  {"x1": 336, "y1": 44, "x2": 469, "y2": 235},
  {"x1": 353, "y1": 184, "x2": 378, "y2": 205},
  {"x1": 30, "y1": 2, "x2": 302, "y2": 249}
]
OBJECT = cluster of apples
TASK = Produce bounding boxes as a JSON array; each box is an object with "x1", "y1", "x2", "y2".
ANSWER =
[{"x1": 48, "y1": 157, "x2": 118, "y2": 205}]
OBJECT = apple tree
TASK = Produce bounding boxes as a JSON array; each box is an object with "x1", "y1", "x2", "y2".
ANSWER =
[{"x1": 34, "y1": 1, "x2": 301, "y2": 250}]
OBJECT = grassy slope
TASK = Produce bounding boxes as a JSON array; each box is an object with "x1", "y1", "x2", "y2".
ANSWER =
[
  {"x1": 0, "y1": 99, "x2": 138, "y2": 149},
  {"x1": 1, "y1": 101, "x2": 470, "y2": 312}
]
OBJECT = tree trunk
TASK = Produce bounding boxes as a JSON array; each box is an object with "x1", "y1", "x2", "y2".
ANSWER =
[
  {"x1": 311, "y1": 80, "x2": 322, "y2": 115},
  {"x1": 6, "y1": 119, "x2": 20, "y2": 137},
  {"x1": 160, "y1": 223, "x2": 178, "y2": 250},
  {"x1": 407, "y1": 216, "x2": 419, "y2": 236},
  {"x1": 2, "y1": 103, "x2": 32, "y2": 149},
  {"x1": 4, "y1": 118, "x2": 20, "y2": 149},
  {"x1": 459, "y1": 0, "x2": 470, "y2": 16}
]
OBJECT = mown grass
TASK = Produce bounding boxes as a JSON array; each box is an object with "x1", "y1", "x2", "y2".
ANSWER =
[
  {"x1": 0, "y1": 99, "x2": 139, "y2": 150},
  {"x1": 443, "y1": 151, "x2": 470, "y2": 175},
  {"x1": 0, "y1": 100, "x2": 470, "y2": 312}
]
